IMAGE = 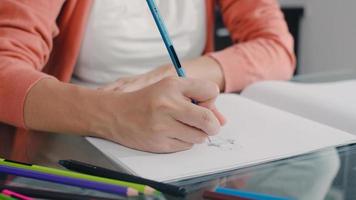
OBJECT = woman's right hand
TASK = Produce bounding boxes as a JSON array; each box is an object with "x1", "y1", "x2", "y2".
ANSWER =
[
  {"x1": 98, "y1": 77, "x2": 225, "y2": 153},
  {"x1": 24, "y1": 77, "x2": 225, "y2": 153}
]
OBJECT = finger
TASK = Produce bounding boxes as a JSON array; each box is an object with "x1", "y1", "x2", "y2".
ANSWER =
[
  {"x1": 178, "y1": 78, "x2": 226, "y2": 126},
  {"x1": 210, "y1": 105, "x2": 227, "y2": 126},
  {"x1": 171, "y1": 102, "x2": 221, "y2": 136},
  {"x1": 198, "y1": 98, "x2": 227, "y2": 126},
  {"x1": 99, "y1": 80, "x2": 125, "y2": 91},
  {"x1": 118, "y1": 82, "x2": 146, "y2": 93},
  {"x1": 167, "y1": 121, "x2": 208, "y2": 144},
  {"x1": 165, "y1": 138, "x2": 194, "y2": 153},
  {"x1": 180, "y1": 78, "x2": 220, "y2": 103},
  {"x1": 99, "y1": 83, "x2": 117, "y2": 91},
  {"x1": 116, "y1": 77, "x2": 159, "y2": 93}
]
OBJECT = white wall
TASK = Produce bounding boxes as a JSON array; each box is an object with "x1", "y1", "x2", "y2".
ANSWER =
[{"x1": 281, "y1": 0, "x2": 356, "y2": 74}]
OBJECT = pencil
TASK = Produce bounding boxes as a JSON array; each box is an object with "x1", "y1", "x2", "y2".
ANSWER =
[
  {"x1": 1, "y1": 189, "x2": 33, "y2": 200},
  {"x1": 0, "y1": 185, "x2": 124, "y2": 200},
  {"x1": 0, "y1": 158, "x2": 155, "y2": 195},
  {"x1": 146, "y1": 0, "x2": 206, "y2": 133},
  {"x1": 59, "y1": 159, "x2": 186, "y2": 197},
  {"x1": 0, "y1": 165, "x2": 138, "y2": 197},
  {"x1": 146, "y1": 0, "x2": 186, "y2": 78},
  {"x1": 0, "y1": 194, "x2": 17, "y2": 200},
  {"x1": 215, "y1": 187, "x2": 292, "y2": 200}
]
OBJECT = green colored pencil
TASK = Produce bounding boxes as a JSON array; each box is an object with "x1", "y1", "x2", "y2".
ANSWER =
[
  {"x1": 0, "y1": 158, "x2": 156, "y2": 195},
  {"x1": 0, "y1": 194, "x2": 17, "y2": 200}
]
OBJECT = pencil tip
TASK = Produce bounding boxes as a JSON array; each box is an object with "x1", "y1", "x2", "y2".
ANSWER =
[
  {"x1": 127, "y1": 188, "x2": 139, "y2": 196},
  {"x1": 144, "y1": 186, "x2": 158, "y2": 195}
]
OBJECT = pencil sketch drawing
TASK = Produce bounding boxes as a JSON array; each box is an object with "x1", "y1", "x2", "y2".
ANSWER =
[{"x1": 207, "y1": 136, "x2": 240, "y2": 151}]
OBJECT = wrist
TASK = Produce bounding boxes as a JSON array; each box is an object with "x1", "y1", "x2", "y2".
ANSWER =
[
  {"x1": 24, "y1": 78, "x2": 108, "y2": 137},
  {"x1": 87, "y1": 90, "x2": 123, "y2": 140}
]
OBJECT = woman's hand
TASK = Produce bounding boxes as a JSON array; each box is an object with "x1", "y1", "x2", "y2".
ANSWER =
[
  {"x1": 98, "y1": 77, "x2": 225, "y2": 153},
  {"x1": 100, "y1": 64, "x2": 174, "y2": 93},
  {"x1": 99, "y1": 56, "x2": 225, "y2": 93},
  {"x1": 25, "y1": 72, "x2": 225, "y2": 153}
]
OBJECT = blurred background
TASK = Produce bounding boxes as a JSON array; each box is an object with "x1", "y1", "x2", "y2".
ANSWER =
[{"x1": 215, "y1": 0, "x2": 356, "y2": 76}]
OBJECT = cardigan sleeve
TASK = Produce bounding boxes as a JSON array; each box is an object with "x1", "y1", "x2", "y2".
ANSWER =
[
  {"x1": 209, "y1": 0, "x2": 296, "y2": 92},
  {"x1": 0, "y1": 0, "x2": 64, "y2": 128}
]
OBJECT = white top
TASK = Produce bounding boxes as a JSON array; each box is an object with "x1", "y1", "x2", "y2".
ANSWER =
[{"x1": 73, "y1": 0, "x2": 206, "y2": 87}]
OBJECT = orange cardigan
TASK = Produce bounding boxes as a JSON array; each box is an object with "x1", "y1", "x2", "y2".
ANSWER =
[{"x1": 0, "y1": 0, "x2": 295, "y2": 134}]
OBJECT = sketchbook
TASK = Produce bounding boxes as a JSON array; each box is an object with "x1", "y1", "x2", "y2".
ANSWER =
[{"x1": 86, "y1": 80, "x2": 356, "y2": 183}]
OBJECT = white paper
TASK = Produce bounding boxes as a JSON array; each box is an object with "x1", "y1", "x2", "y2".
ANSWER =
[
  {"x1": 87, "y1": 94, "x2": 356, "y2": 182},
  {"x1": 242, "y1": 80, "x2": 356, "y2": 135}
]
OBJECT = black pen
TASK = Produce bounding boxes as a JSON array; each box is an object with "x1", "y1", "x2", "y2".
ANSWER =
[{"x1": 59, "y1": 160, "x2": 187, "y2": 197}]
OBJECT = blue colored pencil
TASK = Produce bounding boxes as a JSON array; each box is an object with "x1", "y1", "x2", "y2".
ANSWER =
[
  {"x1": 146, "y1": 0, "x2": 201, "y2": 107},
  {"x1": 146, "y1": 0, "x2": 186, "y2": 77},
  {"x1": 215, "y1": 187, "x2": 293, "y2": 200},
  {"x1": 0, "y1": 165, "x2": 138, "y2": 197}
]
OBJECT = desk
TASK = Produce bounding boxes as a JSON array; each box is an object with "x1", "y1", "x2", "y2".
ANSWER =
[{"x1": 1, "y1": 72, "x2": 356, "y2": 200}]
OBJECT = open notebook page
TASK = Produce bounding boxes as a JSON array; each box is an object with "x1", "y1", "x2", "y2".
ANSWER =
[
  {"x1": 241, "y1": 80, "x2": 356, "y2": 135},
  {"x1": 86, "y1": 94, "x2": 356, "y2": 183}
]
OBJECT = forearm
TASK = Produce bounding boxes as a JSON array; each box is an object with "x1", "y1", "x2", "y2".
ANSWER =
[
  {"x1": 24, "y1": 78, "x2": 107, "y2": 137},
  {"x1": 215, "y1": 0, "x2": 295, "y2": 92},
  {"x1": 210, "y1": 38, "x2": 295, "y2": 93}
]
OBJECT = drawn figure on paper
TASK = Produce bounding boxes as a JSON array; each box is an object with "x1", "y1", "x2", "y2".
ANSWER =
[{"x1": 207, "y1": 136, "x2": 239, "y2": 151}]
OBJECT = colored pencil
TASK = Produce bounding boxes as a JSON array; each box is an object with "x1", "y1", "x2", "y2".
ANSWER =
[
  {"x1": 146, "y1": 0, "x2": 186, "y2": 77},
  {"x1": 0, "y1": 158, "x2": 155, "y2": 195},
  {"x1": 203, "y1": 190, "x2": 249, "y2": 200},
  {"x1": 0, "y1": 165, "x2": 138, "y2": 197},
  {"x1": 59, "y1": 159, "x2": 186, "y2": 197},
  {"x1": 0, "y1": 185, "x2": 124, "y2": 200},
  {"x1": 215, "y1": 187, "x2": 292, "y2": 200},
  {"x1": 0, "y1": 194, "x2": 16, "y2": 200},
  {"x1": 1, "y1": 189, "x2": 33, "y2": 200}
]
